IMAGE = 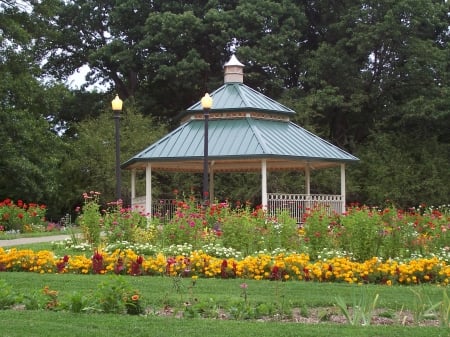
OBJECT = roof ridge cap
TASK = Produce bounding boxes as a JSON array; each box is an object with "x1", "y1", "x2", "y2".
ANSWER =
[
  {"x1": 246, "y1": 117, "x2": 270, "y2": 154},
  {"x1": 233, "y1": 83, "x2": 252, "y2": 107}
]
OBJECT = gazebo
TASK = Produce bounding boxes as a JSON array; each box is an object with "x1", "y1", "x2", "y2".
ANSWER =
[{"x1": 121, "y1": 55, "x2": 359, "y2": 222}]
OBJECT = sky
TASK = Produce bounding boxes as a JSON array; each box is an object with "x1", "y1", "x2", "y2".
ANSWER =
[{"x1": 66, "y1": 65, "x2": 109, "y2": 92}]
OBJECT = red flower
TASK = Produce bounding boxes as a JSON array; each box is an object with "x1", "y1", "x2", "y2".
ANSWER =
[
  {"x1": 92, "y1": 251, "x2": 104, "y2": 274},
  {"x1": 221, "y1": 259, "x2": 228, "y2": 278},
  {"x1": 56, "y1": 255, "x2": 69, "y2": 273},
  {"x1": 114, "y1": 257, "x2": 124, "y2": 275},
  {"x1": 166, "y1": 257, "x2": 176, "y2": 275}
]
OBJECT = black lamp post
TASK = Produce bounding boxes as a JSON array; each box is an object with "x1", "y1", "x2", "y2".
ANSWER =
[
  {"x1": 201, "y1": 93, "x2": 213, "y2": 205},
  {"x1": 111, "y1": 95, "x2": 123, "y2": 201}
]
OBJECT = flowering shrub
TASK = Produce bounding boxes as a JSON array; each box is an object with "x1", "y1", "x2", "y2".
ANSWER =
[
  {"x1": 159, "y1": 198, "x2": 214, "y2": 249},
  {"x1": 102, "y1": 200, "x2": 148, "y2": 243},
  {"x1": 0, "y1": 198, "x2": 47, "y2": 232}
]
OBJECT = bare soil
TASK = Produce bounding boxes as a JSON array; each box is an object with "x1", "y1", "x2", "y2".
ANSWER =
[{"x1": 155, "y1": 305, "x2": 442, "y2": 326}]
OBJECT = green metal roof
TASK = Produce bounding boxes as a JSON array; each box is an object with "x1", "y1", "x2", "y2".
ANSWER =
[
  {"x1": 122, "y1": 117, "x2": 359, "y2": 172},
  {"x1": 185, "y1": 83, "x2": 295, "y2": 115}
]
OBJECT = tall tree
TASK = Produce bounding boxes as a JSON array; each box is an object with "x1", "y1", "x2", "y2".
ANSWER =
[{"x1": 60, "y1": 103, "x2": 168, "y2": 210}]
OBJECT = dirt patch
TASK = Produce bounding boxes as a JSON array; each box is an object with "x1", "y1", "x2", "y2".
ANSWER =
[{"x1": 151, "y1": 306, "x2": 442, "y2": 326}]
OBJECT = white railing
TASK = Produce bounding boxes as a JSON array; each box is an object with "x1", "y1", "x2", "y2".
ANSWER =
[
  {"x1": 131, "y1": 196, "x2": 147, "y2": 213},
  {"x1": 267, "y1": 193, "x2": 344, "y2": 223},
  {"x1": 131, "y1": 196, "x2": 178, "y2": 219},
  {"x1": 132, "y1": 193, "x2": 344, "y2": 224}
]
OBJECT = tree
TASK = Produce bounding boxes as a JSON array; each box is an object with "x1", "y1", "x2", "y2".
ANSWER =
[
  {"x1": 59, "y1": 102, "x2": 168, "y2": 210},
  {"x1": 0, "y1": 1, "x2": 70, "y2": 219}
]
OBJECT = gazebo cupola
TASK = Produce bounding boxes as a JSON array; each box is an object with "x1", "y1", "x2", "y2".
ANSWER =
[
  {"x1": 224, "y1": 54, "x2": 244, "y2": 83},
  {"x1": 122, "y1": 55, "x2": 359, "y2": 221}
]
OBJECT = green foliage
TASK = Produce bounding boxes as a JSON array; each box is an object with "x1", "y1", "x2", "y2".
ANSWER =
[
  {"x1": 22, "y1": 290, "x2": 44, "y2": 311},
  {"x1": 0, "y1": 279, "x2": 17, "y2": 309},
  {"x1": 94, "y1": 276, "x2": 141, "y2": 314},
  {"x1": 220, "y1": 207, "x2": 266, "y2": 256},
  {"x1": 302, "y1": 204, "x2": 450, "y2": 262},
  {"x1": 410, "y1": 286, "x2": 441, "y2": 324},
  {"x1": 440, "y1": 290, "x2": 450, "y2": 328},
  {"x1": 339, "y1": 208, "x2": 382, "y2": 262},
  {"x1": 335, "y1": 289, "x2": 379, "y2": 326},
  {"x1": 76, "y1": 192, "x2": 102, "y2": 245},
  {"x1": 302, "y1": 208, "x2": 335, "y2": 260},
  {"x1": 351, "y1": 134, "x2": 450, "y2": 208},
  {"x1": 66, "y1": 291, "x2": 89, "y2": 314},
  {"x1": 102, "y1": 201, "x2": 148, "y2": 243},
  {"x1": 61, "y1": 104, "x2": 167, "y2": 208}
]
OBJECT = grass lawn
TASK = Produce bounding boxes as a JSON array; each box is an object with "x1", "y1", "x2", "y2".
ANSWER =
[
  {"x1": 0, "y1": 229, "x2": 76, "y2": 240},
  {"x1": 0, "y1": 273, "x2": 449, "y2": 337},
  {"x1": 1, "y1": 310, "x2": 446, "y2": 337}
]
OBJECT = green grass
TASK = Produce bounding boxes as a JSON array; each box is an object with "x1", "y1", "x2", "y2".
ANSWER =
[
  {"x1": 1, "y1": 232, "x2": 86, "y2": 255},
  {"x1": 0, "y1": 310, "x2": 447, "y2": 337},
  {"x1": 0, "y1": 273, "x2": 449, "y2": 337},
  {"x1": 3, "y1": 273, "x2": 448, "y2": 309},
  {"x1": 0, "y1": 229, "x2": 75, "y2": 240},
  {"x1": 2, "y1": 242, "x2": 83, "y2": 255},
  {"x1": 1, "y1": 272, "x2": 445, "y2": 310}
]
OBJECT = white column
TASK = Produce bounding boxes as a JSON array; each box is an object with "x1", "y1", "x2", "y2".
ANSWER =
[
  {"x1": 131, "y1": 169, "x2": 136, "y2": 202},
  {"x1": 261, "y1": 159, "x2": 267, "y2": 210},
  {"x1": 305, "y1": 164, "x2": 311, "y2": 195},
  {"x1": 340, "y1": 163, "x2": 346, "y2": 214},
  {"x1": 305, "y1": 164, "x2": 311, "y2": 211},
  {"x1": 145, "y1": 164, "x2": 152, "y2": 218}
]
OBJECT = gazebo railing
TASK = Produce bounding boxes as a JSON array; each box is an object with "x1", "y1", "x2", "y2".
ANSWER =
[
  {"x1": 132, "y1": 193, "x2": 344, "y2": 224},
  {"x1": 267, "y1": 193, "x2": 344, "y2": 223},
  {"x1": 131, "y1": 196, "x2": 178, "y2": 220}
]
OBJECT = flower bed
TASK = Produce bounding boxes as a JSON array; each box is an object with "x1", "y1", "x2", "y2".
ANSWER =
[
  {"x1": 1, "y1": 247, "x2": 449, "y2": 285},
  {"x1": 2, "y1": 193, "x2": 449, "y2": 286}
]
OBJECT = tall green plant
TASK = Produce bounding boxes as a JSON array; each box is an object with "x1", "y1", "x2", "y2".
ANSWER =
[
  {"x1": 302, "y1": 208, "x2": 334, "y2": 260},
  {"x1": 0, "y1": 280, "x2": 17, "y2": 309},
  {"x1": 264, "y1": 211, "x2": 300, "y2": 251},
  {"x1": 440, "y1": 289, "x2": 450, "y2": 327},
  {"x1": 220, "y1": 207, "x2": 266, "y2": 256},
  {"x1": 340, "y1": 207, "x2": 381, "y2": 261},
  {"x1": 335, "y1": 288, "x2": 379, "y2": 326},
  {"x1": 76, "y1": 192, "x2": 102, "y2": 245},
  {"x1": 410, "y1": 286, "x2": 441, "y2": 324}
]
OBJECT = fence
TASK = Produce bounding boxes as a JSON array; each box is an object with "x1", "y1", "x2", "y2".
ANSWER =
[
  {"x1": 132, "y1": 193, "x2": 344, "y2": 224},
  {"x1": 267, "y1": 193, "x2": 344, "y2": 223}
]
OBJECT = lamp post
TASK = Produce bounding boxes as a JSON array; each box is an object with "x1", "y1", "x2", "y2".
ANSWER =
[
  {"x1": 201, "y1": 93, "x2": 213, "y2": 205},
  {"x1": 111, "y1": 95, "x2": 123, "y2": 201}
]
